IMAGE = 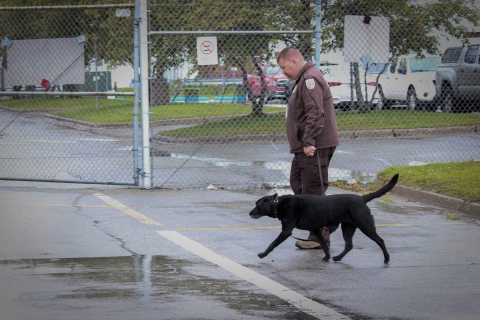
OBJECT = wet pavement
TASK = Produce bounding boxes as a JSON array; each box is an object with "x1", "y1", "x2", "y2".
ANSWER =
[{"x1": 1, "y1": 180, "x2": 479, "y2": 320}]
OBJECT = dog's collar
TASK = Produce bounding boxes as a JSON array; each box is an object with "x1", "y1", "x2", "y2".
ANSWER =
[{"x1": 272, "y1": 194, "x2": 279, "y2": 218}]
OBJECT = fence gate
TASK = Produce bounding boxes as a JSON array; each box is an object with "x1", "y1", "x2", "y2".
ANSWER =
[{"x1": 0, "y1": 3, "x2": 139, "y2": 185}]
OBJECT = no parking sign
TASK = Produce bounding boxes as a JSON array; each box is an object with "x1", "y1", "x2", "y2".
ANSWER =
[{"x1": 197, "y1": 36, "x2": 218, "y2": 65}]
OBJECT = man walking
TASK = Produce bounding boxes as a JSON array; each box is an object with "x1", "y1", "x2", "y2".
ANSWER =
[{"x1": 277, "y1": 47, "x2": 340, "y2": 249}]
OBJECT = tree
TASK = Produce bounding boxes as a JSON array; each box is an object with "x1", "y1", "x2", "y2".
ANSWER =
[{"x1": 273, "y1": 0, "x2": 317, "y2": 60}]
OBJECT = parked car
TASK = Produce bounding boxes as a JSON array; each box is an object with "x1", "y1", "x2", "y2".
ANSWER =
[
  {"x1": 245, "y1": 64, "x2": 289, "y2": 101},
  {"x1": 321, "y1": 64, "x2": 379, "y2": 110},
  {"x1": 376, "y1": 54, "x2": 441, "y2": 111},
  {"x1": 435, "y1": 39, "x2": 480, "y2": 113}
]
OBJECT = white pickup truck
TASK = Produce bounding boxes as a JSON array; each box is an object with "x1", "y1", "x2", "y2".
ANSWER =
[{"x1": 435, "y1": 39, "x2": 480, "y2": 113}]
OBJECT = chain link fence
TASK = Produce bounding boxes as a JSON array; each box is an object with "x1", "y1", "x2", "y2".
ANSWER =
[
  {"x1": 0, "y1": 0, "x2": 479, "y2": 189},
  {"x1": 148, "y1": 0, "x2": 480, "y2": 189},
  {"x1": 0, "y1": 3, "x2": 138, "y2": 185}
]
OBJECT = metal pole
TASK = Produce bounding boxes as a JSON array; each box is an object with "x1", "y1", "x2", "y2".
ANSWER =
[
  {"x1": 0, "y1": 91, "x2": 134, "y2": 97},
  {"x1": 139, "y1": 0, "x2": 152, "y2": 189},
  {"x1": 0, "y1": 4, "x2": 135, "y2": 10},
  {"x1": 133, "y1": 0, "x2": 140, "y2": 185},
  {"x1": 95, "y1": 41, "x2": 99, "y2": 111},
  {"x1": 0, "y1": 177, "x2": 135, "y2": 185},
  {"x1": 149, "y1": 30, "x2": 313, "y2": 35},
  {"x1": 315, "y1": 0, "x2": 321, "y2": 69},
  {"x1": 350, "y1": 62, "x2": 355, "y2": 110}
]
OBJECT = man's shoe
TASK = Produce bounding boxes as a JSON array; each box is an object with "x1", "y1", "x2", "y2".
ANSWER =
[
  {"x1": 295, "y1": 240, "x2": 331, "y2": 249},
  {"x1": 295, "y1": 240, "x2": 321, "y2": 249}
]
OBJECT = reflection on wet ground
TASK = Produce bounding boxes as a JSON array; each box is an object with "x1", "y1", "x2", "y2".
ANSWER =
[{"x1": 0, "y1": 255, "x2": 319, "y2": 320}]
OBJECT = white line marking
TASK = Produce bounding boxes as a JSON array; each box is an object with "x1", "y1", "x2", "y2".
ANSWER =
[
  {"x1": 92, "y1": 194, "x2": 349, "y2": 318},
  {"x1": 158, "y1": 230, "x2": 350, "y2": 320}
]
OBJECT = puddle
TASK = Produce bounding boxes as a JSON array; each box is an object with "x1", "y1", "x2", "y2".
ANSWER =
[{"x1": 0, "y1": 255, "x2": 322, "y2": 320}]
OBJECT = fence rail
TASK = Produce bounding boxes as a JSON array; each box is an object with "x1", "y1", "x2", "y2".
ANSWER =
[{"x1": 0, "y1": 92, "x2": 135, "y2": 97}]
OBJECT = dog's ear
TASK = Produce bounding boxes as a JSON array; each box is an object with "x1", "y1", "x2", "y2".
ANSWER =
[{"x1": 262, "y1": 197, "x2": 271, "y2": 212}]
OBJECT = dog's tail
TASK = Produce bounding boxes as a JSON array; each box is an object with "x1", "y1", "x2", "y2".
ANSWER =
[{"x1": 362, "y1": 174, "x2": 399, "y2": 203}]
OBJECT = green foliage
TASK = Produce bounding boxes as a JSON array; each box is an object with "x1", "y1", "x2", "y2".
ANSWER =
[
  {"x1": 446, "y1": 214, "x2": 462, "y2": 220},
  {"x1": 381, "y1": 196, "x2": 394, "y2": 203}
]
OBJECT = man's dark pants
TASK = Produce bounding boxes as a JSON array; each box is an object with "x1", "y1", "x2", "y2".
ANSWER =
[{"x1": 290, "y1": 146, "x2": 336, "y2": 242}]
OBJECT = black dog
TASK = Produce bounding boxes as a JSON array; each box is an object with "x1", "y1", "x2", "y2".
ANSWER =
[{"x1": 249, "y1": 174, "x2": 399, "y2": 263}]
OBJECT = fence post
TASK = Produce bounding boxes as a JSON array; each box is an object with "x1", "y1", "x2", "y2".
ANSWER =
[
  {"x1": 139, "y1": 0, "x2": 152, "y2": 189},
  {"x1": 133, "y1": 1, "x2": 140, "y2": 186}
]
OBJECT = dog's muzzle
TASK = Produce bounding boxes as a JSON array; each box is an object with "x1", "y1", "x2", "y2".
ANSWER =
[{"x1": 249, "y1": 210, "x2": 261, "y2": 219}]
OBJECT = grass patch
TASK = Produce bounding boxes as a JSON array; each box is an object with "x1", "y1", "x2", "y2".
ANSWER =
[
  {"x1": 336, "y1": 110, "x2": 480, "y2": 130},
  {"x1": 49, "y1": 104, "x2": 285, "y2": 124},
  {"x1": 2, "y1": 97, "x2": 479, "y2": 131},
  {"x1": 49, "y1": 102, "x2": 134, "y2": 123},
  {"x1": 330, "y1": 181, "x2": 371, "y2": 193},
  {"x1": 0, "y1": 96, "x2": 282, "y2": 124},
  {"x1": 381, "y1": 196, "x2": 394, "y2": 203},
  {"x1": 377, "y1": 160, "x2": 480, "y2": 203},
  {"x1": 148, "y1": 104, "x2": 281, "y2": 121},
  {"x1": 446, "y1": 214, "x2": 462, "y2": 220},
  {"x1": 159, "y1": 111, "x2": 480, "y2": 137},
  {"x1": 160, "y1": 113, "x2": 285, "y2": 137},
  {"x1": 22, "y1": 101, "x2": 281, "y2": 124},
  {"x1": 0, "y1": 97, "x2": 132, "y2": 111}
]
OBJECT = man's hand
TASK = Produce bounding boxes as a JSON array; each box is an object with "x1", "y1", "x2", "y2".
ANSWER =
[{"x1": 304, "y1": 145, "x2": 316, "y2": 157}]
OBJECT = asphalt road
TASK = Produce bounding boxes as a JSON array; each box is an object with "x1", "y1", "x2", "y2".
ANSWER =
[{"x1": 1, "y1": 180, "x2": 479, "y2": 320}]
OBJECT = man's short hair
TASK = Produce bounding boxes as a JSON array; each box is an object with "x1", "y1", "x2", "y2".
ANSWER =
[{"x1": 277, "y1": 47, "x2": 303, "y2": 63}]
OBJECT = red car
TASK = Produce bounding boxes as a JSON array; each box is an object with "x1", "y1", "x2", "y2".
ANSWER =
[{"x1": 245, "y1": 64, "x2": 289, "y2": 101}]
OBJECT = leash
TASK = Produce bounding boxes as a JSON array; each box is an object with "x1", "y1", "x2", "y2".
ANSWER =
[
  {"x1": 316, "y1": 149, "x2": 325, "y2": 196},
  {"x1": 288, "y1": 149, "x2": 326, "y2": 242}
]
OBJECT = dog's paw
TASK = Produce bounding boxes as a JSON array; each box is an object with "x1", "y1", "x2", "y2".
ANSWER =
[
  {"x1": 332, "y1": 255, "x2": 342, "y2": 262},
  {"x1": 322, "y1": 255, "x2": 330, "y2": 262},
  {"x1": 384, "y1": 254, "x2": 390, "y2": 264},
  {"x1": 258, "y1": 253, "x2": 267, "y2": 259}
]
